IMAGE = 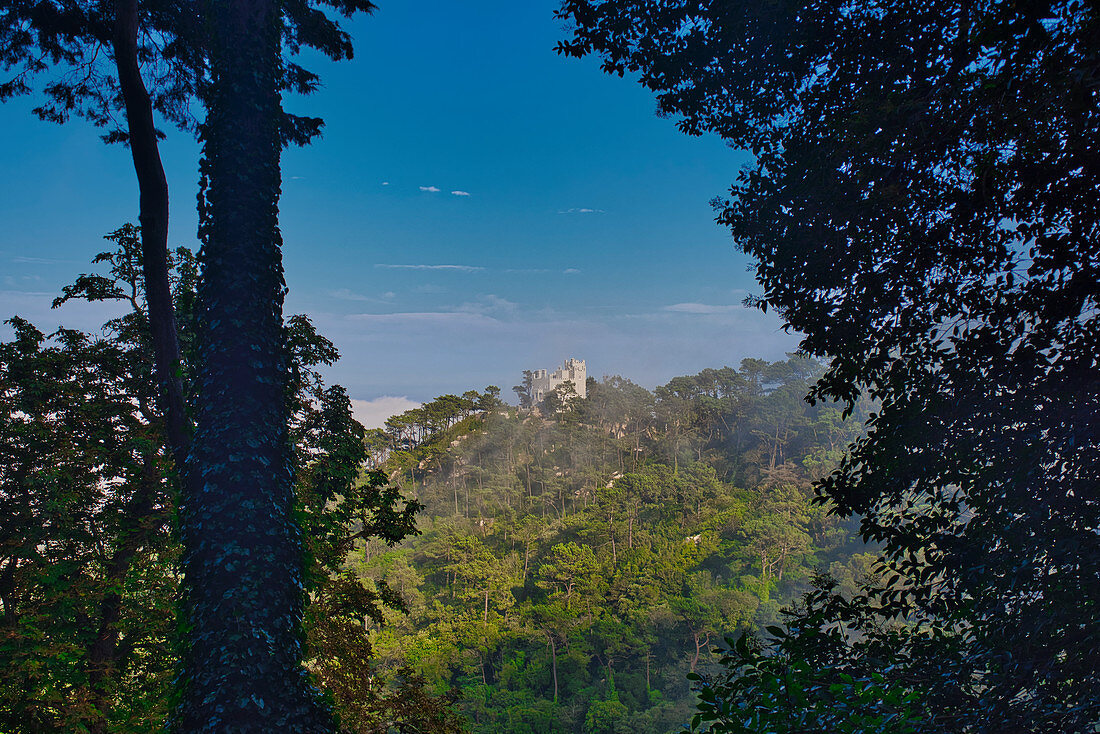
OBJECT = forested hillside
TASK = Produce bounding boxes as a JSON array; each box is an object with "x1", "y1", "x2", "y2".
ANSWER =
[
  {"x1": 355, "y1": 360, "x2": 875, "y2": 733},
  {"x1": 0, "y1": 238, "x2": 873, "y2": 733}
]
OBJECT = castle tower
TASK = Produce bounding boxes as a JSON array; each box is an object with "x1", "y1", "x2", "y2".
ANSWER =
[{"x1": 530, "y1": 358, "x2": 586, "y2": 404}]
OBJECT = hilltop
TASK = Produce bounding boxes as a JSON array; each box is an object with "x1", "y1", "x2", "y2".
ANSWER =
[{"x1": 351, "y1": 356, "x2": 876, "y2": 733}]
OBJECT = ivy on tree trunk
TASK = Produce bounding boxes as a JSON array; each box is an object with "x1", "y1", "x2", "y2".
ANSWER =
[{"x1": 172, "y1": 0, "x2": 332, "y2": 729}]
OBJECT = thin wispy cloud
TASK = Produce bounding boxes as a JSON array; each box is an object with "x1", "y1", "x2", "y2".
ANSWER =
[
  {"x1": 12, "y1": 256, "x2": 71, "y2": 265},
  {"x1": 347, "y1": 311, "x2": 500, "y2": 327},
  {"x1": 331, "y1": 288, "x2": 395, "y2": 302},
  {"x1": 451, "y1": 190, "x2": 471, "y2": 196},
  {"x1": 663, "y1": 303, "x2": 742, "y2": 314},
  {"x1": 382, "y1": 181, "x2": 390, "y2": 186},
  {"x1": 501, "y1": 267, "x2": 581, "y2": 275},
  {"x1": 331, "y1": 288, "x2": 371, "y2": 301},
  {"x1": 557, "y1": 207, "x2": 604, "y2": 214},
  {"x1": 0, "y1": 289, "x2": 55, "y2": 297},
  {"x1": 419, "y1": 185, "x2": 441, "y2": 192},
  {"x1": 375, "y1": 264, "x2": 484, "y2": 272},
  {"x1": 2, "y1": 274, "x2": 41, "y2": 288}
]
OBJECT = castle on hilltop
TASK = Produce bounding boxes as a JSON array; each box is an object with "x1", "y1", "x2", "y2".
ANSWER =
[{"x1": 530, "y1": 358, "x2": 587, "y2": 404}]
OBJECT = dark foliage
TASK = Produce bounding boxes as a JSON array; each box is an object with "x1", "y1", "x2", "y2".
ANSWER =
[
  {"x1": 1, "y1": 0, "x2": 375, "y2": 145},
  {"x1": 0, "y1": 231, "x2": 190, "y2": 734},
  {"x1": 557, "y1": 1, "x2": 1099, "y2": 731}
]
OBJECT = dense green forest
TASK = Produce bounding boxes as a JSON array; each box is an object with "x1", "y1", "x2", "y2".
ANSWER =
[
  {"x1": 0, "y1": 235, "x2": 878, "y2": 733},
  {"x1": 352, "y1": 358, "x2": 874, "y2": 732}
]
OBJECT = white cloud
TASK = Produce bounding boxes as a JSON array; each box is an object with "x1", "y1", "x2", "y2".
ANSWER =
[
  {"x1": 350, "y1": 396, "x2": 421, "y2": 429},
  {"x1": 451, "y1": 190, "x2": 471, "y2": 196},
  {"x1": 563, "y1": 268, "x2": 581, "y2": 275},
  {"x1": 663, "y1": 303, "x2": 742, "y2": 314},
  {"x1": 557, "y1": 207, "x2": 604, "y2": 214},
  {"x1": 419, "y1": 185, "x2": 441, "y2": 192},
  {"x1": 382, "y1": 181, "x2": 390, "y2": 186},
  {"x1": 375, "y1": 263, "x2": 484, "y2": 272}
]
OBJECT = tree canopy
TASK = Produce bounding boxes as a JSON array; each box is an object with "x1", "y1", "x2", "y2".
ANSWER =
[
  {"x1": 1, "y1": 0, "x2": 375, "y2": 144},
  {"x1": 557, "y1": 1, "x2": 1099, "y2": 731},
  {"x1": 0, "y1": 229, "x2": 463, "y2": 732},
  {"x1": 350, "y1": 358, "x2": 873, "y2": 733}
]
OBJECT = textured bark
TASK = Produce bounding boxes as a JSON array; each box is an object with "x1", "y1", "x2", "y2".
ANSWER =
[{"x1": 172, "y1": 0, "x2": 331, "y2": 729}]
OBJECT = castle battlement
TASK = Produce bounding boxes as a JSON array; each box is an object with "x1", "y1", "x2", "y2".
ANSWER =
[{"x1": 530, "y1": 358, "x2": 587, "y2": 404}]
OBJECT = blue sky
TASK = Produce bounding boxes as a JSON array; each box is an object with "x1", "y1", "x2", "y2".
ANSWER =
[{"x1": 0, "y1": 1, "x2": 799, "y2": 425}]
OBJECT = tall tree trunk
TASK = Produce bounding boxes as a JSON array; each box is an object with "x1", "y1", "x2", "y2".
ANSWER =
[
  {"x1": 172, "y1": 0, "x2": 331, "y2": 729},
  {"x1": 112, "y1": 0, "x2": 190, "y2": 471},
  {"x1": 549, "y1": 635, "x2": 559, "y2": 703},
  {"x1": 769, "y1": 424, "x2": 780, "y2": 470},
  {"x1": 609, "y1": 512, "x2": 616, "y2": 566},
  {"x1": 98, "y1": 15, "x2": 192, "y2": 723}
]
